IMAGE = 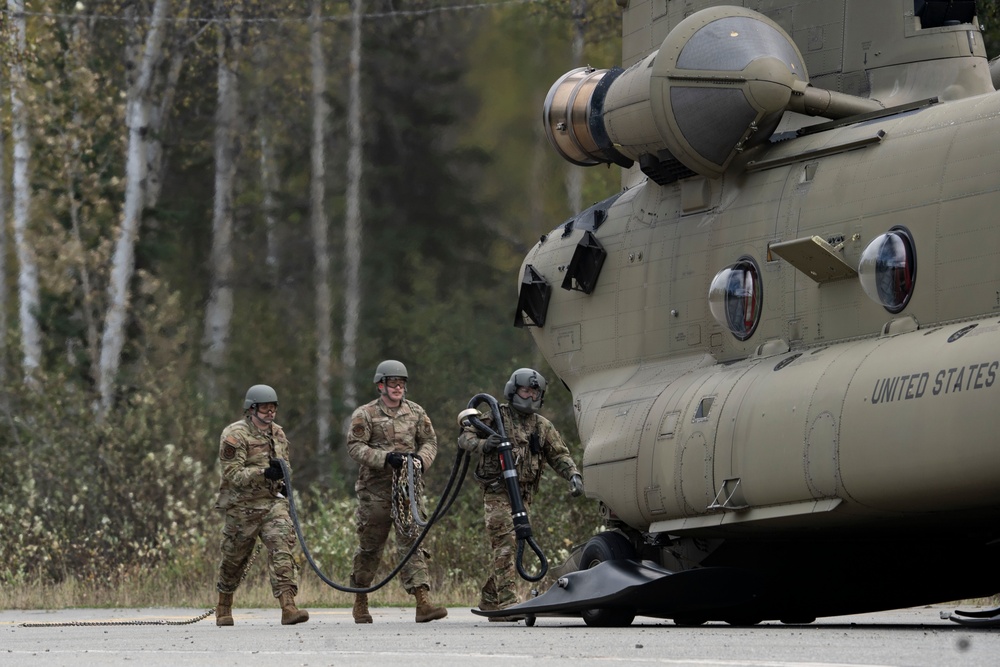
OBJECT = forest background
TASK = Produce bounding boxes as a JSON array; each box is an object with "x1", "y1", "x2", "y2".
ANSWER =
[{"x1": 0, "y1": 0, "x2": 999, "y2": 612}]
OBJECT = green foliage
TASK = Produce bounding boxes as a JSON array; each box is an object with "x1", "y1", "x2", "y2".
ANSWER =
[
  {"x1": 0, "y1": 386, "x2": 598, "y2": 606},
  {"x1": 270, "y1": 459, "x2": 602, "y2": 605},
  {"x1": 981, "y1": 0, "x2": 1000, "y2": 54},
  {"x1": 0, "y1": 376, "x2": 216, "y2": 587}
]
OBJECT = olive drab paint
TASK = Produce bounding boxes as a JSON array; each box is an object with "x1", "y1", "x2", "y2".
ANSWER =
[{"x1": 515, "y1": 0, "x2": 1000, "y2": 624}]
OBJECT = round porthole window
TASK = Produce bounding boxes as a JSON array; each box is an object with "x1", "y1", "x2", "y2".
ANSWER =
[
  {"x1": 709, "y1": 258, "x2": 762, "y2": 341},
  {"x1": 858, "y1": 227, "x2": 916, "y2": 313}
]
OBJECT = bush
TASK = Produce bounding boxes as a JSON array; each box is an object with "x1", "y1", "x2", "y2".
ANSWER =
[{"x1": 0, "y1": 375, "x2": 600, "y2": 607}]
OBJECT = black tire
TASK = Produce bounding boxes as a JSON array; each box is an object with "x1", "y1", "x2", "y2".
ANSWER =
[
  {"x1": 579, "y1": 531, "x2": 636, "y2": 569},
  {"x1": 579, "y1": 532, "x2": 637, "y2": 627}
]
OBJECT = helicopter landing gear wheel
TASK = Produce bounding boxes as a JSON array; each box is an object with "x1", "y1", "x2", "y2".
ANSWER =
[
  {"x1": 525, "y1": 614, "x2": 536, "y2": 627},
  {"x1": 579, "y1": 532, "x2": 637, "y2": 627}
]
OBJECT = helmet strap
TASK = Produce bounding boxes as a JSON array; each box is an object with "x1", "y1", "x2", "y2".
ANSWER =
[{"x1": 378, "y1": 383, "x2": 405, "y2": 407}]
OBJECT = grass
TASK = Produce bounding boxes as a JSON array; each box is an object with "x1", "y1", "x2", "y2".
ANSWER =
[{"x1": 0, "y1": 560, "x2": 540, "y2": 611}]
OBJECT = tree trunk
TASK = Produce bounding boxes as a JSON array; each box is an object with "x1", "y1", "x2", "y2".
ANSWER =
[
  {"x1": 97, "y1": 0, "x2": 170, "y2": 418},
  {"x1": 200, "y1": 10, "x2": 243, "y2": 395},
  {"x1": 250, "y1": 35, "x2": 280, "y2": 285},
  {"x1": 147, "y1": 45, "x2": 187, "y2": 209},
  {"x1": 260, "y1": 128, "x2": 280, "y2": 285},
  {"x1": 0, "y1": 61, "x2": 7, "y2": 392},
  {"x1": 7, "y1": 0, "x2": 41, "y2": 386},
  {"x1": 310, "y1": 0, "x2": 334, "y2": 475},
  {"x1": 340, "y1": 0, "x2": 364, "y2": 456}
]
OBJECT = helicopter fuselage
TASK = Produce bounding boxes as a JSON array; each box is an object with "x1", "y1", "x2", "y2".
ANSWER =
[{"x1": 505, "y1": 1, "x2": 1000, "y2": 623}]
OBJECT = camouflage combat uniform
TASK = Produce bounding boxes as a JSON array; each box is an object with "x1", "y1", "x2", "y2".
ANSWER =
[
  {"x1": 346, "y1": 398, "x2": 438, "y2": 592},
  {"x1": 458, "y1": 404, "x2": 580, "y2": 610},
  {"x1": 214, "y1": 417, "x2": 301, "y2": 598}
]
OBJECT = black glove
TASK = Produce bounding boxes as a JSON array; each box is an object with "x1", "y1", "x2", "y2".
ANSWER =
[
  {"x1": 482, "y1": 434, "x2": 503, "y2": 454},
  {"x1": 570, "y1": 473, "x2": 584, "y2": 497},
  {"x1": 386, "y1": 452, "x2": 404, "y2": 469},
  {"x1": 264, "y1": 460, "x2": 283, "y2": 481}
]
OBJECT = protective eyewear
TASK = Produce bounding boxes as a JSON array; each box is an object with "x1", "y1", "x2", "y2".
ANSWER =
[
  {"x1": 516, "y1": 386, "x2": 541, "y2": 400},
  {"x1": 384, "y1": 379, "x2": 407, "y2": 389}
]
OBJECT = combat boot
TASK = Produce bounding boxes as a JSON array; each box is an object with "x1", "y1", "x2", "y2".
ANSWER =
[
  {"x1": 278, "y1": 591, "x2": 309, "y2": 625},
  {"x1": 353, "y1": 593, "x2": 373, "y2": 623},
  {"x1": 216, "y1": 591, "x2": 234, "y2": 627},
  {"x1": 413, "y1": 586, "x2": 447, "y2": 623}
]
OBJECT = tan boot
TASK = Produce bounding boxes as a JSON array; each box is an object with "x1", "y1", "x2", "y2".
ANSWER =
[
  {"x1": 216, "y1": 591, "x2": 234, "y2": 627},
  {"x1": 278, "y1": 591, "x2": 309, "y2": 625},
  {"x1": 413, "y1": 586, "x2": 447, "y2": 623},
  {"x1": 353, "y1": 593, "x2": 373, "y2": 624}
]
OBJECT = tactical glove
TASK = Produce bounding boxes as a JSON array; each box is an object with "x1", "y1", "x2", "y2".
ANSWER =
[
  {"x1": 386, "y1": 452, "x2": 404, "y2": 469},
  {"x1": 569, "y1": 473, "x2": 584, "y2": 497},
  {"x1": 482, "y1": 434, "x2": 503, "y2": 454},
  {"x1": 264, "y1": 460, "x2": 284, "y2": 481}
]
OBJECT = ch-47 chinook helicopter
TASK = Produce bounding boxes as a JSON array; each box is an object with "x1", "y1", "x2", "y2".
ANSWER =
[{"x1": 476, "y1": 0, "x2": 1000, "y2": 627}]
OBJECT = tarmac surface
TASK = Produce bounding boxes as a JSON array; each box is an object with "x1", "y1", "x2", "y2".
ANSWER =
[{"x1": 3, "y1": 604, "x2": 999, "y2": 666}]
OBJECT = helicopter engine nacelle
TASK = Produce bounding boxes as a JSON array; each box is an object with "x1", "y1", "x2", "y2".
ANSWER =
[{"x1": 543, "y1": 6, "x2": 879, "y2": 180}]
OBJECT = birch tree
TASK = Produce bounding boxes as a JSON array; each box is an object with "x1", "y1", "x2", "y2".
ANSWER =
[
  {"x1": 200, "y1": 4, "x2": 244, "y2": 393},
  {"x1": 7, "y1": 0, "x2": 41, "y2": 386},
  {"x1": 310, "y1": 0, "x2": 333, "y2": 471},
  {"x1": 0, "y1": 60, "x2": 7, "y2": 392},
  {"x1": 146, "y1": 4, "x2": 193, "y2": 209},
  {"x1": 259, "y1": 126, "x2": 280, "y2": 284},
  {"x1": 250, "y1": 18, "x2": 282, "y2": 286},
  {"x1": 340, "y1": 0, "x2": 364, "y2": 451},
  {"x1": 97, "y1": 0, "x2": 170, "y2": 417}
]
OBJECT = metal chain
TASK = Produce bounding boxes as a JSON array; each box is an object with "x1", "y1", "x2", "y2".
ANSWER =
[
  {"x1": 391, "y1": 456, "x2": 424, "y2": 538},
  {"x1": 21, "y1": 543, "x2": 263, "y2": 628}
]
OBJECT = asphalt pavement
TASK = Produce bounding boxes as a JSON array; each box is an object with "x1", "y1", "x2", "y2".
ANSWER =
[{"x1": 3, "y1": 604, "x2": 998, "y2": 667}]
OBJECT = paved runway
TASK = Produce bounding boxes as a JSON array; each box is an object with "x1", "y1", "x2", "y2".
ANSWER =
[{"x1": 3, "y1": 604, "x2": 998, "y2": 666}]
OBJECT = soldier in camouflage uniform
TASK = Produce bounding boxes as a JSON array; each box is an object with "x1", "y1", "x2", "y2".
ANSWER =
[
  {"x1": 213, "y1": 384, "x2": 309, "y2": 627},
  {"x1": 458, "y1": 367, "x2": 584, "y2": 621},
  {"x1": 346, "y1": 360, "x2": 448, "y2": 624}
]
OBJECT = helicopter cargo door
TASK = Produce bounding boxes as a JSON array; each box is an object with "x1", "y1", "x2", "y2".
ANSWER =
[{"x1": 638, "y1": 362, "x2": 755, "y2": 524}]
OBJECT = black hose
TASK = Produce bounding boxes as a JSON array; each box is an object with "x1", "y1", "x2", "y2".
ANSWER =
[
  {"x1": 464, "y1": 393, "x2": 548, "y2": 582},
  {"x1": 276, "y1": 448, "x2": 471, "y2": 594}
]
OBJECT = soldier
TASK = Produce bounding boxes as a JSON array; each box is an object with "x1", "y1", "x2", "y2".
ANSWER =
[
  {"x1": 458, "y1": 367, "x2": 584, "y2": 621},
  {"x1": 346, "y1": 360, "x2": 448, "y2": 624},
  {"x1": 213, "y1": 384, "x2": 309, "y2": 626}
]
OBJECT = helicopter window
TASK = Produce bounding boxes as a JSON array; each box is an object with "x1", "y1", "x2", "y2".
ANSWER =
[
  {"x1": 708, "y1": 258, "x2": 762, "y2": 341},
  {"x1": 914, "y1": 1, "x2": 975, "y2": 29},
  {"x1": 694, "y1": 396, "x2": 715, "y2": 421},
  {"x1": 858, "y1": 228, "x2": 916, "y2": 314}
]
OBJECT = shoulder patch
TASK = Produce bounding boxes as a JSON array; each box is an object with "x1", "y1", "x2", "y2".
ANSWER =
[
  {"x1": 222, "y1": 444, "x2": 237, "y2": 460},
  {"x1": 351, "y1": 424, "x2": 366, "y2": 438}
]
